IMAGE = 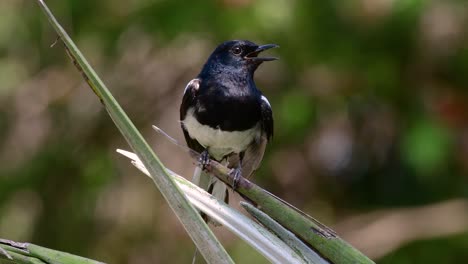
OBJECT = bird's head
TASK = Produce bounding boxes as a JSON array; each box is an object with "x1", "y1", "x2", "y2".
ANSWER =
[{"x1": 202, "y1": 40, "x2": 279, "y2": 75}]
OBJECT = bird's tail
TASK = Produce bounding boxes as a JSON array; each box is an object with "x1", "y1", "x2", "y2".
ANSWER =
[{"x1": 192, "y1": 166, "x2": 228, "y2": 226}]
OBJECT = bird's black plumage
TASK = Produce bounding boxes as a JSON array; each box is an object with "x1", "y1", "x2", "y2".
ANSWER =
[{"x1": 180, "y1": 40, "x2": 276, "y2": 206}]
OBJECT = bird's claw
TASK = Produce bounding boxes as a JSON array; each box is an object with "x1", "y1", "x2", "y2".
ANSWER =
[
  {"x1": 230, "y1": 168, "x2": 242, "y2": 190},
  {"x1": 198, "y1": 150, "x2": 210, "y2": 170}
]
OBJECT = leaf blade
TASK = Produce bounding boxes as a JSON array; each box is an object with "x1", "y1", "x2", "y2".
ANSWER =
[{"x1": 34, "y1": 1, "x2": 232, "y2": 263}]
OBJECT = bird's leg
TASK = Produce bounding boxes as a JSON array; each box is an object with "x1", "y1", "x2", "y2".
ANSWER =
[
  {"x1": 198, "y1": 149, "x2": 210, "y2": 170},
  {"x1": 229, "y1": 166, "x2": 243, "y2": 190},
  {"x1": 228, "y1": 152, "x2": 244, "y2": 190}
]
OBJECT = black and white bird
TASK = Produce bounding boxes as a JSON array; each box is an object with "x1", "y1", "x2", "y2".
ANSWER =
[{"x1": 180, "y1": 40, "x2": 277, "y2": 210}]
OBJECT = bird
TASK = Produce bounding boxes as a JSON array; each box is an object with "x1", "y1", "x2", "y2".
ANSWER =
[{"x1": 180, "y1": 40, "x2": 277, "y2": 219}]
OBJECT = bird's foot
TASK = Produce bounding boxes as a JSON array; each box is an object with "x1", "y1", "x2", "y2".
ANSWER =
[
  {"x1": 198, "y1": 150, "x2": 210, "y2": 170},
  {"x1": 229, "y1": 167, "x2": 243, "y2": 190}
]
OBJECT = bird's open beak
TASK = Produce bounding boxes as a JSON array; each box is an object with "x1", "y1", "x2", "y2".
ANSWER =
[{"x1": 245, "y1": 44, "x2": 279, "y2": 62}]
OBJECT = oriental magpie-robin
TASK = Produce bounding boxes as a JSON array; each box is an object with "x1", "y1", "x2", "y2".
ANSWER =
[{"x1": 180, "y1": 40, "x2": 277, "y2": 213}]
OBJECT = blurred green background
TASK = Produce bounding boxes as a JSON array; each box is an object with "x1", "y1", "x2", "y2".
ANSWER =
[{"x1": 1, "y1": 0, "x2": 468, "y2": 263}]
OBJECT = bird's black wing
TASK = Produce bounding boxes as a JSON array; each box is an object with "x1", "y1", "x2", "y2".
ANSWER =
[
  {"x1": 240, "y1": 95, "x2": 274, "y2": 178},
  {"x1": 260, "y1": 95, "x2": 274, "y2": 141},
  {"x1": 180, "y1": 78, "x2": 205, "y2": 154}
]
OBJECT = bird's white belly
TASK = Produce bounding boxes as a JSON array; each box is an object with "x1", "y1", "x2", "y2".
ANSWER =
[{"x1": 183, "y1": 109, "x2": 259, "y2": 160}]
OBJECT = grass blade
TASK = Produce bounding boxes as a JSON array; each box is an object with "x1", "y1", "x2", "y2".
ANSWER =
[
  {"x1": 194, "y1": 149, "x2": 375, "y2": 264},
  {"x1": 152, "y1": 125, "x2": 375, "y2": 263},
  {"x1": 241, "y1": 202, "x2": 329, "y2": 264},
  {"x1": 34, "y1": 1, "x2": 232, "y2": 263},
  {"x1": 118, "y1": 149, "x2": 317, "y2": 264},
  {"x1": 0, "y1": 239, "x2": 103, "y2": 264}
]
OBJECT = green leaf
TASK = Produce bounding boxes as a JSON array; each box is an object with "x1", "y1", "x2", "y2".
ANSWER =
[{"x1": 34, "y1": 1, "x2": 232, "y2": 263}]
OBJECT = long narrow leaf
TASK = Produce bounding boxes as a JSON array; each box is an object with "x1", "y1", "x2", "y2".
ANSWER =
[
  {"x1": 241, "y1": 202, "x2": 329, "y2": 264},
  {"x1": 169, "y1": 139, "x2": 375, "y2": 264},
  {"x1": 152, "y1": 125, "x2": 375, "y2": 263},
  {"x1": 117, "y1": 149, "x2": 317, "y2": 264},
  {"x1": 34, "y1": 1, "x2": 232, "y2": 263},
  {"x1": 0, "y1": 239, "x2": 103, "y2": 264}
]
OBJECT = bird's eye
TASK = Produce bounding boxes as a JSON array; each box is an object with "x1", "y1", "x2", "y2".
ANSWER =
[{"x1": 231, "y1": 46, "x2": 242, "y2": 55}]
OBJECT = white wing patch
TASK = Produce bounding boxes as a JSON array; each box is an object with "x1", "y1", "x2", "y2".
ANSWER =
[
  {"x1": 184, "y1": 79, "x2": 200, "y2": 95},
  {"x1": 261, "y1": 95, "x2": 271, "y2": 108}
]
